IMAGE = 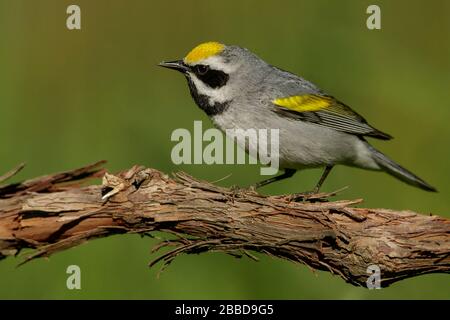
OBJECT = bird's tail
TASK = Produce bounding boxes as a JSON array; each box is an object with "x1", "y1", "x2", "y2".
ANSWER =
[{"x1": 368, "y1": 145, "x2": 437, "y2": 192}]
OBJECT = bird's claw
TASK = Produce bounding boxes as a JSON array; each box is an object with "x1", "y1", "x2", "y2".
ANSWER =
[
  {"x1": 228, "y1": 184, "x2": 258, "y2": 202},
  {"x1": 286, "y1": 186, "x2": 349, "y2": 203},
  {"x1": 288, "y1": 190, "x2": 324, "y2": 202}
]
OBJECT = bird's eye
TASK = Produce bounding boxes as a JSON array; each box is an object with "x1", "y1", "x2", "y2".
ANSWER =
[{"x1": 195, "y1": 65, "x2": 209, "y2": 75}]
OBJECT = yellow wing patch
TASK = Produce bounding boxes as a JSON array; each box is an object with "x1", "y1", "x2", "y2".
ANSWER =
[
  {"x1": 273, "y1": 94, "x2": 332, "y2": 112},
  {"x1": 184, "y1": 42, "x2": 225, "y2": 64}
]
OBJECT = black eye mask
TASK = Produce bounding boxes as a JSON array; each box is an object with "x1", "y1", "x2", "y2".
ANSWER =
[{"x1": 192, "y1": 64, "x2": 229, "y2": 89}]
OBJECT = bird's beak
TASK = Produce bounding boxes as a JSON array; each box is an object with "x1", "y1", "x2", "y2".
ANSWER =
[{"x1": 158, "y1": 60, "x2": 189, "y2": 73}]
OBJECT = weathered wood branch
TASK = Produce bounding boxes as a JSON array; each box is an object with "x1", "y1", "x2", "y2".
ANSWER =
[{"x1": 0, "y1": 161, "x2": 448, "y2": 287}]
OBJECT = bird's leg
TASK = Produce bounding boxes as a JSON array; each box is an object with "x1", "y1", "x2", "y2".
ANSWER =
[
  {"x1": 312, "y1": 165, "x2": 334, "y2": 193},
  {"x1": 289, "y1": 165, "x2": 334, "y2": 202},
  {"x1": 254, "y1": 168, "x2": 296, "y2": 189}
]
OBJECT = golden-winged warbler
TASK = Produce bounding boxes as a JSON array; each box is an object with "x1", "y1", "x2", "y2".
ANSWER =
[{"x1": 159, "y1": 42, "x2": 436, "y2": 192}]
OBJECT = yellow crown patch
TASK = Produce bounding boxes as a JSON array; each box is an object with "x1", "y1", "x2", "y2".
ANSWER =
[{"x1": 184, "y1": 42, "x2": 225, "y2": 64}]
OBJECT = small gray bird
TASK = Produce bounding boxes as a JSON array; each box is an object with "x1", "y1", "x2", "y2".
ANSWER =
[{"x1": 159, "y1": 42, "x2": 436, "y2": 192}]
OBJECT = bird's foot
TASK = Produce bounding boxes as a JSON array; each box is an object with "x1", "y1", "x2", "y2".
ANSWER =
[
  {"x1": 229, "y1": 184, "x2": 257, "y2": 193},
  {"x1": 287, "y1": 186, "x2": 349, "y2": 203},
  {"x1": 228, "y1": 184, "x2": 259, "y2": 201},
  {"x1": 288, "y1": 190, "x2": 324, "y2": 202}
]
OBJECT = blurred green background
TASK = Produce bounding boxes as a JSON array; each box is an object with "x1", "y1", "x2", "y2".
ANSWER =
[{"x1": 0, "y1": 0, "x2": 449, "y2": 299}]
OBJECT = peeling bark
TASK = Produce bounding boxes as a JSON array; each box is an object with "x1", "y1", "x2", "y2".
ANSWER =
[{"x1": 0, "y1": 161, "x2": 448, "y2": 287}]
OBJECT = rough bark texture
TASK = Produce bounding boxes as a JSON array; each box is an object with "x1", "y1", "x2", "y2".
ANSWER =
[{"x1": 0, "y1": 161, "x2": 448, "y2": 287}]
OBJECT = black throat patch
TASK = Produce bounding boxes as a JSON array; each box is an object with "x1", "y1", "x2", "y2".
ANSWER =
[{"x1": 186, "y1": 76, "x2": 230, "y2": 116}]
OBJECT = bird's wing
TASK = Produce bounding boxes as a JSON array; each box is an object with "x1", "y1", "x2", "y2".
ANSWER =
[{"x1": 272, "y1": 94, "x2": 392, "y2": 140}]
